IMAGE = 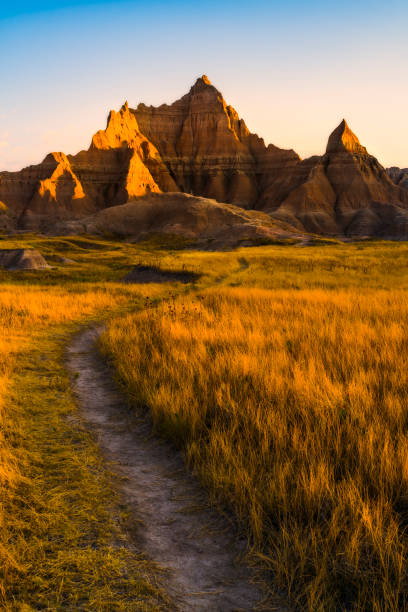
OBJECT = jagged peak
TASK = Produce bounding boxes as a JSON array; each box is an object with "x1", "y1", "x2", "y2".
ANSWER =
[
  {"x1": 226, "y1": 104, "x2": 239, "y2": 120},
  {"x1": 198, "y1": 74, "x2": 212, "y2": 85},
  {"x1": 190, "y1": 74, "x2": 216, "y2": 93},
  {"x1": 105, "y1": 102, "x2": 132, "y2": 128},
  {"x1": 326, "y1": 119, "x2": 367, "y2": 155}
]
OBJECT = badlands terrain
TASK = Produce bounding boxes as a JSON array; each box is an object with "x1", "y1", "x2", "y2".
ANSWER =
[
  {"x1": 0, "y1": 75, "x2": 408, "y2": 242},
  {"x1": 1, "y1": 76, "x2": 408, "y2": 612}
]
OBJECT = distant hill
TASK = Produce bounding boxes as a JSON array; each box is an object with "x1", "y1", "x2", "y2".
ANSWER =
[{"x1": 55, "y1": 192, "x2": 304, "y2": 248}]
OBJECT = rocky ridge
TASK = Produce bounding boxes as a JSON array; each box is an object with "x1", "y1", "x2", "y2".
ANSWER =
[
  {"x1": 266, "y1": 120, "x2": 408, "y2": 236},
  {"x1": 133, "y1": 75, "x2": 299, "y2": 208},
  {"x1": 0, "y1": 76, "x2": 407, "y2": 239}
]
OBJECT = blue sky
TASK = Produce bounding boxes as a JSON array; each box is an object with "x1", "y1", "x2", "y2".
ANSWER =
[{"x1": 1, "y1": 0, "x2": 407, "y2": 170}]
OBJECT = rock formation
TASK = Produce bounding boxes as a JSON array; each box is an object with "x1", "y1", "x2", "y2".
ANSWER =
[
  {"x1": 133, "y1": 75, "x2": 299, "y2": 207},
  {"x1": 387, "y1": 167, "x2": 408, "y2": 191},
  {"x1": 263, "y1": 120, "x2": 408, "y2": 237},
  {"x1": 0, "y1": 76, "x2": 299, "y2": 230},
  {"x1": 82, "y1": 101, "x2": 178, "y2": 197},
  {"x1": 0, "y1": 249, "x2": 49, "y2": 270},
  {"x1": 0, "y1": 76, "x2": 407, "y2": 239},
  {"x1": 55, "y1": 192, "x2": 301, "y2": 247},
  {"x1": 0, "y1": 103, "x2": 178, "y2": 229},
  {"x1": 0, "y1": 152, "x2": 93, "y2": 228}
]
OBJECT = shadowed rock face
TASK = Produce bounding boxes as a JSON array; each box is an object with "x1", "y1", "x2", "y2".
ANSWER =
[
  {"x1": 55, "y1": 192, "x2": 302, "y2": 248},
  {"x1": 0, "y1": 77, "x2": 407, "y2": 238},
  {"x1": 387, "y1": 167, "x2": 408, "y2": 191}
]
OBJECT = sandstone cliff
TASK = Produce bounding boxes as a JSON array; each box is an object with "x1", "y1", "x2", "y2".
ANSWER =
[
  {"x1": 0, "y1": 103, "x2": 178, "y2": 229},
  {"x1": 0, "y1": 152, "x2": 93, "y2": 227}
]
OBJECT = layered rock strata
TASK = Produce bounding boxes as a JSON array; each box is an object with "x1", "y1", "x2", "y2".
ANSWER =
[
  {"x1": 0, "y1": 76, "x2": 407, "y2": 238},
  {"x1": 265, "y1": 120, "x2": 408, "y2": 236},
  {"x1": 0, "y1": 103, "x2": 177, "y2": 229},
  {"x1": 133, "y1": 75, "x2": 299, "y2": 207}
]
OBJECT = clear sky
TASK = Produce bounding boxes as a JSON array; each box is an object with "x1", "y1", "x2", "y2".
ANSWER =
[{"x1": 0, "y1": 0, "x2": 407, "y2": 171}]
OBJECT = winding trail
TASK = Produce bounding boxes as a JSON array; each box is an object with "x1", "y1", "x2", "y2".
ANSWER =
[{"x1": 67, "y1": 326, "x2": 276, "y2": 611}]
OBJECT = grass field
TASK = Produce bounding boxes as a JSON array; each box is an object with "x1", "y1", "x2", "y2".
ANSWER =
[
  {"x1": 0, "y1": 236, "x2": 178, "y2": 610},
  {"x1": 101, "y1": 240, "x2": 408, "y2": 611},
  {"x1": 1, "y1": 235, "x2": 408, "y2": 610}
]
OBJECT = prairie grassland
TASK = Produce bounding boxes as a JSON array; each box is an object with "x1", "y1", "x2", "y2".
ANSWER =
[
  {"x1": 102, "y1": 243, "x2": 408, "y2": 611},
  {"x1": 2, "y1": 235, "x2": 408, "y2": 609}
]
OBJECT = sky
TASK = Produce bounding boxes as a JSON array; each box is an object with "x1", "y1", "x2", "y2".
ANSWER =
[{"x1": 0, "y1": 0, "x2": 407, "y2": 171}]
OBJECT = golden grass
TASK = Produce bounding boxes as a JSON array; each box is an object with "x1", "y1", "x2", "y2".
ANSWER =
[
  {"x1": 3, "y1": 236, "x2": 408, "y2": 609},
  {"x1": 0, "y1": 283, "x2": 169, "y2": 609},
  {"x1": 0, "y1": 283, "x2": 120, "y2": 485},
  {"x1": 102, "y1": 286, "x2": 408, "y2": 610}
]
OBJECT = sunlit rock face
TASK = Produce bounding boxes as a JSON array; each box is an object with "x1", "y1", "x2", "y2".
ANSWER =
[
  {"x1": 0, "y1": 152, "x2": 95, "y2": 228},
  {"x1": 133, "y1": 75, "x2": 299, "y2": 208},
  {"x1": 0, "y1": 75, "x2": 300, "y2": 229},
  {"x1": 0, "y1": 77, "x2": 407, "y2": 237},
  {"x1": 0, "y1": 103, "x2": 177, "y2": 229},
  {"x1": 85, "y1": 101, "x2": 178, "y2": 196}
]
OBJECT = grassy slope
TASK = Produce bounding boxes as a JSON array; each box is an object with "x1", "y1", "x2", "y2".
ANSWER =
[{"x1": 100, "y1": 241, "x2": 408, "y2": 611}]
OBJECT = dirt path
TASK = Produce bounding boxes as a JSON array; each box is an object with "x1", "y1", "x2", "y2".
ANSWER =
[{"x1": 67, "y1": 326, "x2": 280, "y2": 611}]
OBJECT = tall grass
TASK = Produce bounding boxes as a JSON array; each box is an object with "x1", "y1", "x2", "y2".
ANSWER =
[
  {"x1": 0, "y1": 285, "x2": 118, "y2": 589},
  {"x1": 3, "y1": 236, "x2": 408, "y2": 609},
  {"x1": 102, "y1": 287, "x2": 408, "y2": 610}
]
